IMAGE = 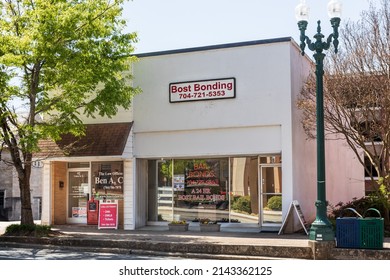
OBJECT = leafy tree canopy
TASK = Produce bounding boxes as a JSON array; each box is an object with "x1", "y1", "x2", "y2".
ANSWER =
[
  {"x1": 0, "y1": 0, "x2": 139, "y2": 225},
  {"x1": 0, "y1": 0, "x2": 139, "y2": 150}
]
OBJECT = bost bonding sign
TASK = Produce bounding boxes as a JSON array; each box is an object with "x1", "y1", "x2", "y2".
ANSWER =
[{"x1": 169, "y1": 78, "x2": 236, "y2": 103}]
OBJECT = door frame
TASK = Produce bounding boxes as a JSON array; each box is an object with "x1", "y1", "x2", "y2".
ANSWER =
[{"x1": 259, "y1": 162, "x2": 282, "y2": 227}]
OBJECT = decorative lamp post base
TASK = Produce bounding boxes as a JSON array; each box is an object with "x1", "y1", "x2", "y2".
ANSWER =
[{"x1": 309, "y1": 221, "x2": 334, "y2": 241}]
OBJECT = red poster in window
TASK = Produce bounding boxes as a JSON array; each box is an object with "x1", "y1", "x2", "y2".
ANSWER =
[{"x1": 98, "y1": 201, "x2": 118, "y2": 229}]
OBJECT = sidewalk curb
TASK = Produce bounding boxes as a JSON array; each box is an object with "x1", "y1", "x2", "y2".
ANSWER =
[{"x1": 0, "y1": 236, "x2": 313, "y2": 259}]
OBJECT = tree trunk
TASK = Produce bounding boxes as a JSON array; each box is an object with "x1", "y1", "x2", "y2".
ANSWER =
[
  {"x1": 15, "y1": 155, "x2": 34, "y2": 226},
  {"x1": 19, "y1": 171, "x2": 34, "y2": 225}
]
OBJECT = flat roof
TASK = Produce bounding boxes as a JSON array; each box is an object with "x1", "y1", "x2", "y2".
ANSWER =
[{"x1": 135, "y1": 37, "x2": 292, "y2": 58}]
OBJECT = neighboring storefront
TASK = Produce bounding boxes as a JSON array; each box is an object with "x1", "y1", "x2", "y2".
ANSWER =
[
  {"x1": 39, "y1": 122, "x2": 133, "y2": 228},
  {"x1": 39, "y1": 37, "x2": 364, "y2": 232}
]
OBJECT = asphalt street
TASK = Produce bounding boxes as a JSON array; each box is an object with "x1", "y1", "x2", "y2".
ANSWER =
[{"x1": 0, "y1": 243, "x2": 189, "y2": 260}]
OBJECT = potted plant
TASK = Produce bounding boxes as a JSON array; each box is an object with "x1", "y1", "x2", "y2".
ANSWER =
[
  {"x1": 168, "y1": 220, "x2": 189, "y2": 231},
  {"x1": 199, "y1": 218, "x2": 221, "y2": 232}
]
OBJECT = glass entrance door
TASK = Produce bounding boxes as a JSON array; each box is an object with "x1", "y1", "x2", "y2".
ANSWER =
[
  {"x1": 260, "y1": 165, "x2": 282, "y2": 226},
  {"x1": 67, "y1": 171, "x2": 89, "y2": 223}
]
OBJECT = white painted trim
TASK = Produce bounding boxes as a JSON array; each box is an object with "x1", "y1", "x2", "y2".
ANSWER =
[
  {"x1": 123, "y1": 159, "x2": 135, "y2": 230},
  {"x1": 40, "y1": 161, "x2": 52, "y2": 225}
]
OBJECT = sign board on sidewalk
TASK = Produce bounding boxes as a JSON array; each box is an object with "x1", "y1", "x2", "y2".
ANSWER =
[
  {"x1": 278, "y1": 200, "x2": 309, "y2": 235},
  {"x1": 98, "y1": 201, "x2": 118, "y2": 229}
]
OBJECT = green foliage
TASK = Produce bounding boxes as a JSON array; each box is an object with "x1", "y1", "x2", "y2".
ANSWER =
[
  {"x1": 0, "y1": 0, "x2": 140, "y2": 151},
  {"x1": 329, "y1": 194, "x2": 390, "y2": 236},
  {"x1": 329, "y1": 196, "x2": 384, "y2": 219},
  {"x1": 169, "y1": 220, "x2": 187, "y2": 225},
  {"x1": 376, "y1": 176, "x2": 390, "y2": 209},
  {"x1": 231, "y1": 196, "x2": 251, "y2": 214},
  {"x1": 4, "y1": 224, "x2": 54, "y2": 237},
  {"x1": 0, "y1": 0, "x2": 139, "y2": 225},
  {"x1": 199, "y1": 218, "x2": 217, "y2": 224},
  {"x1": 267, "y1": 196, "x2": 282, "y2": 211}
]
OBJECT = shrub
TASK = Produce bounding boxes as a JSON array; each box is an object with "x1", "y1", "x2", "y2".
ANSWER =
[
  {"x1": 169, "y1": 220, "x2": 187, "y2": 225},
  {"x1": 267, "y1": 196, "x2": 282, "y2": 211},
  {"x1": 199, "y1": 218, "x2": 217, "y2": 224},
  {"x1": 329, "y1": 195, "x2": 390, "y2": 236},
  {"x1": 4, "y1": 224, "x2": 53, "y2": 237},
  {"x1": 231, "y1": 195, "x2": 251, "y2": 214},
  {"x1": 329, "y1": 196, "x2": 384, "y2": 219}
]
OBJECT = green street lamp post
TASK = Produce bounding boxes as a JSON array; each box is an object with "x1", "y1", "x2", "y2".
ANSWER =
[{"x1": 295, "y1": 0, "x2": 342, "y2": 241}]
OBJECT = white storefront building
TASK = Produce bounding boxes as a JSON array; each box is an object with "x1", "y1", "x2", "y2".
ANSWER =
[{"x1": 39, "y1": 37, "x2": 364, "y2": 232}]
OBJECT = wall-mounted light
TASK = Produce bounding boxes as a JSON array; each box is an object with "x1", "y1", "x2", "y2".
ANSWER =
[{"x1": 59, "y1": 181, "x2": 64, "y2": 188}]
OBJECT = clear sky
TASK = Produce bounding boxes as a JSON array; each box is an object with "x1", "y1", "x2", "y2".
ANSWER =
[{"x1": 123, "y1": 0, "x2": 373, "y2": 54}]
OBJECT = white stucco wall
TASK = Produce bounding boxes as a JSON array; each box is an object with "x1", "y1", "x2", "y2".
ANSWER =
[
  {"x1": 132, "y1": 39, "x2": 294, "y2": 158},
  {"x1": 325, "y1": 136, "x2": 365, "y2": 207},
  {"x1": 290, "y1": 42, "x2": 317, "y2": 223}
]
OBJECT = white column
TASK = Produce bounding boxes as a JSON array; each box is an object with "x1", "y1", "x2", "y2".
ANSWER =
[
  {"x1": 123, "y1": 159, "x2": 135, "y2": 230},
  {"x1": 40, "y1": 161, "x2": 52, "y2": 225}
]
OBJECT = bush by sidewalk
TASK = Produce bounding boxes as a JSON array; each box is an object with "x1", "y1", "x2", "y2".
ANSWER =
[{"x1": 3, "y1": 224, "x2": 61, "y2": 237}]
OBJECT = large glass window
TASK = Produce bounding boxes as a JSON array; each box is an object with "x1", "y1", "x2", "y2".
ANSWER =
[
  {"x1": 92, "y1": 162, "x2": 124, "y2": 200},
  {"x1": 173, "y1": 159, "x2": 229, "y2": 222},
  {"x1": 156, "y1": 160, "x2": 173, "y2": 221},
  {"x1": 149, "y1": 155, "x2": 282, "y2": 225},
  {"x1": 230, "y1": 157, "x2": 259, "y2": 224}
]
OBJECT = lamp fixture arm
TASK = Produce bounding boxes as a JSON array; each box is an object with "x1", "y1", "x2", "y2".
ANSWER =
[
  {"x1": 329, "y1": 17, "x2": 341, "y2": 53},
  {"x1": 298, "y1": 18, "x2": 340, "y2": 56},
  {"x1": 298, "y1": 20, "x2": 311, "y2": 55}
]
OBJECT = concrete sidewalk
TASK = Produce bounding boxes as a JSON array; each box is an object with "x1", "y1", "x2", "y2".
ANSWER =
[{"x1": 1, "y1": 222, "x2": 390, "y2": 260}]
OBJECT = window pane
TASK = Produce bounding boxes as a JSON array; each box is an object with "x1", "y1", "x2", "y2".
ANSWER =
[
  {"x1": 157, "y1": 160, "x2": 173, "y2": 222},
  {"x1": 91, "y1": 162, "x2": 124, "y2": 200},
  {"x1": 173, "y1": 159, "x2": 229, "y2": 222},
  {"x1": 230, "y1": 157, "x2": 259, "y2": 224},
  {"x1": 261, "y1": 165, "x2": 282, "y2": 224},
  {"x1": 68, "y1": 171, "x2": 89, "y2": 218}
]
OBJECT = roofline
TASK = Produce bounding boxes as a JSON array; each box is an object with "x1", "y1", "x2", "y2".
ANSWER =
[{"x1": 135, "y1": 37, "x2": 293, "y2": 58}]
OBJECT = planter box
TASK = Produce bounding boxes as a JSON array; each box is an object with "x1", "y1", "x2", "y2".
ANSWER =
[
  {"x1": 168, "y1": 223, "x2": 189, "y2": 232},
  {"x1": 199, "y1": 223, "x2": 221, "y2": 232}
]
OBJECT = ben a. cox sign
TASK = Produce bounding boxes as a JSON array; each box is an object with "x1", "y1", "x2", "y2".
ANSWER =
[{"x1": 169, "y1": 78, "x2": 236, "y2": 103}]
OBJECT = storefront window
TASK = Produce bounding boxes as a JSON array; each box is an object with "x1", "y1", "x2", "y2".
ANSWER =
[
  {"x1": 156, "y1": 160, "x2": 173, "y2": 221},
  {"x1": 173, "y1": 159, "x2": 229, "y2": 222},
  {"x1": 230, "y1": 157, "x2": 259, "y2": 224},
  {"x1": 148, "y1": 155, "x2": 282, "y2": 226},
  {"x1": 91, "y1": 162, "x2": 124, "y2": 200}
]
